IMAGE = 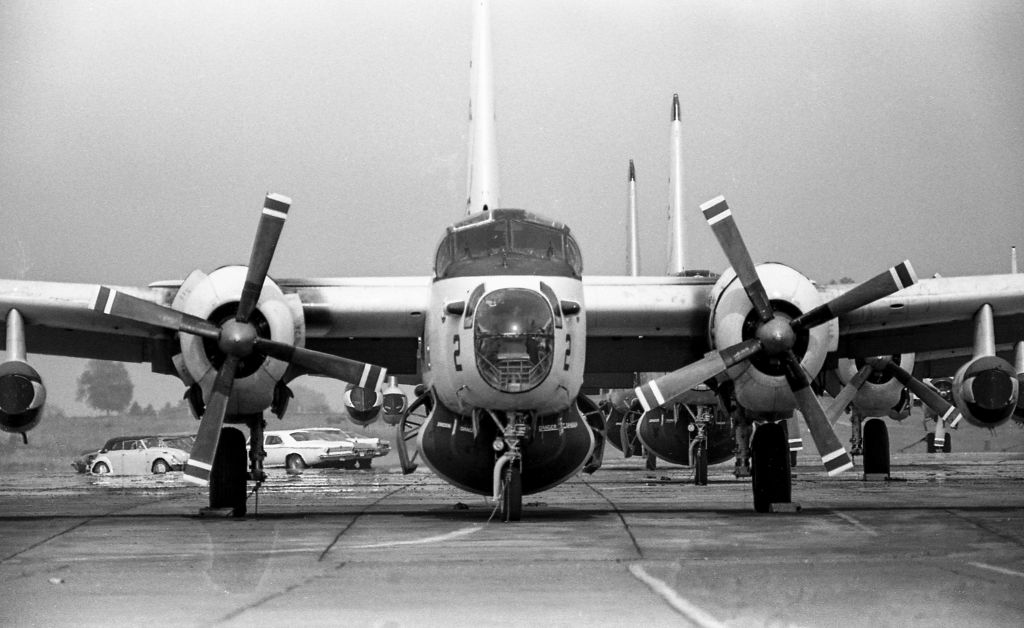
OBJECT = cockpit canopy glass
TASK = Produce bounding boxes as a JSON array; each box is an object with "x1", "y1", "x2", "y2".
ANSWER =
[
  {"x1": 434, "y1": 210, "x2": 582, "y2": 279},
  {"x1": 473, "y1": 288, "x2": 555, "y2": 393}
]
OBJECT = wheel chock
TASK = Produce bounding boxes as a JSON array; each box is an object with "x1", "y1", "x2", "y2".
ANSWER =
[{"x1": 769, "y1": 502, "x2": 801, "y2": 513}]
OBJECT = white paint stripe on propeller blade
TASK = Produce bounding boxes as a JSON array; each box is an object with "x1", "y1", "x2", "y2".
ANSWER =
[
  {"x1": 649, "y1": 380, "x2": 666, "y2": 406},
  {"x1": 187, "y1": 459, "x2": 212, "y2": 472},
  {"x1": 826, "y1": 460, "x2": 854, "y2": 476},
  {"x1": 941, "y1": 407, "x2": 959, "y2": 422},
  {"x1": 103, "y1": 289, "x2": 117, "y2": 315},
  {"x1": 182, "y1": 474, "x2": 209, "y2": 487},
  {"x1": 358, "y1": 363, "x2": 372, "y2": 388},
  {"x1": 821, "y1": 448, "x2": 848, "y2": 464},
  {"x1": 635, "y1": 386, "x2": 654, "y2": 413},
  {"x1": 262, "y1": 208, "x2": 288, "y2": 220}
]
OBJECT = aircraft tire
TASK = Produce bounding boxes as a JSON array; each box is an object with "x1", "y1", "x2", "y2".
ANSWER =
[
  {"x1": 926, "y1": 433, "x2": 936, "y2": 453},
  {"x1": 943, "y1": 434, "x2": 952, "y2": 453},
  {"x1": 750, "y1": 422, "x2": 791, "y2": 513},
  {"x1": 502, "y1": 463, "x2": 522, "y2": 522},
  {"x1": 358, "y1": 458, "x2": 372, "y2": 469},
  {"x1": 209, "y1": 428, "x2": 247, "y2": 517},
  {"x1": 693, "y1": 441, "x2": 708, "y2": 486},
  {"x1": 861, "y1": 419, "x2": 890, "y2": 476}
]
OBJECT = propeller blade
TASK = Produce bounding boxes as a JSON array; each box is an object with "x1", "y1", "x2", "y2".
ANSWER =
[
  {"x1": 182, "y1": 355, "x2": 239, "y2": 486},
  {"x1": 782, "y1": 352, "x2": 853, "y2": 476},
  {"x1": 254, "y1": 338, "x2": 387, "y2": 389},
  {"x1": 934, "y1": 412, "x2": 947, "y2": 449},
  {"x1": 93, "y1": 286, "x2": 220, "y2": 340},
  {"x1": 879, "y1": 360, "x2": 964, "y2": 431},
  {"x1": 236, "y1": 193, "x2": 292, "y2": 323},
  {"x1": 791, "y1": 261, "x2": 917, "y2": 332},
  {"x1": 700, "y1": 196, "x2": 774, "y2": 323},
  {"x1": 632, "y1": 338, "x2": 762, "y2": 413},
  {"x1": 825, "y1": 364, "x2": 874, "y2": 425}
]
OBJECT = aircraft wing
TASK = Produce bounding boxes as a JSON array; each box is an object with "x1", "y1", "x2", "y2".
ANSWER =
[
  {"x1": 580, "y1": 273, "x2": 1024, "y2": 388},
  {"x1": 0, "y1": 276, "x2": 431, "y2": 377},
  {"x1": 832, "y1": 274, "x2": 1024, "y2": 367},
  {"x1": 582, "y1": 275, "x2": 715, "y2": 388}
]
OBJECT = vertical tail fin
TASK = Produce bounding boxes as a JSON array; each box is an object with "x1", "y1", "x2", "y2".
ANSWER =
[
  {"x1": 628, "y1": 160, "x2": 640, "y2": 276},
  {"x1": 666, "y1": 94, "x2": 687, "y2": 274},
  {"x1": 466, "y1": 0, "x2": 500, "y2": 215}
]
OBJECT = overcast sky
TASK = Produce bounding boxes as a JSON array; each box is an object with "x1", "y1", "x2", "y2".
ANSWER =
[{"x1": 2, "y1": 0, "x2": 1023, "y2": 413}]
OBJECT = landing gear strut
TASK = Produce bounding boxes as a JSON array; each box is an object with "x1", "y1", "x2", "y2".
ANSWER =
[
  {"x1": 493, "y1": 413, "x2": 530, "y2": 522},
  {"x1": 689, "y1": 405, "x2": 712, "y2": 486}
]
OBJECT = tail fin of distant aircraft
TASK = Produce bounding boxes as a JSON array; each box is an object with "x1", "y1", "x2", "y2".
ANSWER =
[
  {"x1": 666, "y1": 94, "x2": 687, "y2": 274},
  {"x1": 466, "y1": 0, "x2": 500, "y2": 215},
  {"x1": 1012, "y1": 246, "x2": 1018, "y2": 274},
  {"x1": 627, "y1": 160, "x2": 639, "y2": 276}
]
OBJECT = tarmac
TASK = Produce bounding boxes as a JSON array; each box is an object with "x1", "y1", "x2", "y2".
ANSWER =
[{"x1": 2, "y1": 450, "x2": 1023, "y2": 627}]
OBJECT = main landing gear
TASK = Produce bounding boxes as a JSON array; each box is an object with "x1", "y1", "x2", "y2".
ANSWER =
[
  {"x1": 750, "y1": 421, "x2": 791, "y2": 513},
  {"x1": 206, "y1": 417, "x2": 268, "y2": 518}
]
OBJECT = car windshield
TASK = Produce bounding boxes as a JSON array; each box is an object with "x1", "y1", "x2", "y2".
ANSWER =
[
  {"x1": 159, "y1": 436, "x2": 195, "y2": 452},
  {"x1": 307, "y1": 429, "x2": 350, "y2": 441}
]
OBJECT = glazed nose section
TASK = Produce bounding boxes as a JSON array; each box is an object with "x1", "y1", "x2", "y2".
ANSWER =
[{"x1": 473, "y1": 288, "x2": 555, "y2": 393}]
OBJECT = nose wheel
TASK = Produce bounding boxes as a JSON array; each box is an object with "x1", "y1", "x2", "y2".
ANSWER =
[{"x1": 500, "y1": 460, "x2": 522, "y2": 522}]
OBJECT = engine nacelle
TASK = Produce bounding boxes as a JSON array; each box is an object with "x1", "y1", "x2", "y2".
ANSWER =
[
  {"x1": 344, "y1": 385, "x2": 382, "y2": 426},
  {"x1": 835, "y1": 354, "x2": 916, "y2": 418},
  {"x1": 952, "y1": 355, "x2": 1019, "y2": 428},
  {"x1": 708, "y1": 263, "x2": 837, "y2": 415},
  {"x1": 381, "y1": 378, "x2": 408, "y2": 426},
  {"x1": 0, "y1": 360, "x2": 46, "y2": 435},
  {"x1": 170, "y1": 266, "x2": 305, "y2": 417}
]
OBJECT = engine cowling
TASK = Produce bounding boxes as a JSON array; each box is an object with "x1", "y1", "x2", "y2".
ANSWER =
[
  {"x1": 708, "y1": 263, "x2": 837, "y2": 415},
  {"x1": 952, "y1": 355, "x2": 1019, "y2": 428},
  {"x1": 381, "y1": 378, "x2": 408, "y2": 426},
  {"x1": 170, "y1": 266, "x2": 305, "y2": 416},
  {"x1": 344, "y1": 384, "x2": 382, "y2": 426},
  {"x1": 0, "y1": 360, "x2": 46, "y2": 435},
  {"x1": 835, "y1": 354, "x2": 916, "y2": 419}
]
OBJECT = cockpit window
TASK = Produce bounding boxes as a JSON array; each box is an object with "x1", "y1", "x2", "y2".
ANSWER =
[{"x1": 433, "y1": 210, "x2": 583, "y2": 279}]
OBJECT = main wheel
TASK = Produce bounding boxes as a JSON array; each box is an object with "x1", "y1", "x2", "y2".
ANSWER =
[
  {"x1": 693, "y1": 440, "x2": 708, "y2": 486},
  {"x1": 750, "y1": 422, "x2": 791, "y2": 513},
  {"x1": 151, "y1": 459, "x2": 170, "y2": 474},
  {"x1": 92, "y1": 462, "x2": 110, "y2": 475},
  {"x1": 861, "y1": 419, "x2": 890, "y2": 476},
  {"x1": 942, "y1": 434, "x2": 952, "y2": 453},
  {"x1": 286, "y1": 454, "x2": 307, "y2": 472},
  {"x1": 501, "y1": 463, "x2": 522, "y2": 522},
  {"x1": 358, "y1": 458, "x2": 372, "y2": 469},
  {"x1": 209, "y1": 427, "x2": 248, "y2": 517}
]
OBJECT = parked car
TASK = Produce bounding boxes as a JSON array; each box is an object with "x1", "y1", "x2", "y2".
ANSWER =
[
  {"x1": 305, "y1": 427, "x2": 390, "y2": 469},
  {"x1": 73, "y1": 433, "x2": 195, "y2": 474},
  {"x1": 253, "y1": 428, "x2": 390, "y2": 471},
  {"x1": 88, "y1": 435, "x2": 190, "y2": 475}
]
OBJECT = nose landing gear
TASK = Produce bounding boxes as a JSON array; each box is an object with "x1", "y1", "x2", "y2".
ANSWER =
[{"x1": 492, "y1": 414, "x2": 530, "y2": 522}]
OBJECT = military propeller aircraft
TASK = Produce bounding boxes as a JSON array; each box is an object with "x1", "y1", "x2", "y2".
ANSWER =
[{"x1": 2, "y1": 0, "x2": 1024, "y2": 520}]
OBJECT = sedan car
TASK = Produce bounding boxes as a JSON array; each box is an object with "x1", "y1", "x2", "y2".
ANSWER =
[
  {"x1": 89, "y1": 435, "x2": 190, "y2": 475},
  {"x1": 255, "y1": 428, "x2": 390, "y2": 471},
  {"x1": 304, "y1": 427, "x2": 390, "y2": 469}
]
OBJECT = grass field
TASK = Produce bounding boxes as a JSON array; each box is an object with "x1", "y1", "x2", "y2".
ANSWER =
[
  {"x1": 2, "y1": 404, "x2": 1022, "y2": 473},
  {"x1": 0, "y1": 408, "x2": 398, "y2": 473}
]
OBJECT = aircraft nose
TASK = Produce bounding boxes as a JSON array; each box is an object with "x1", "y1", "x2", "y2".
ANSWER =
[{"x1": 473, "y1": 288, "x2": 555, "y2": 393}]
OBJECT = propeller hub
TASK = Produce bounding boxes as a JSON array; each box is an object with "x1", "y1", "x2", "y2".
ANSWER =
[
  {"x1": 756, "y1": 318, "x2": 795, "y2": 355},
  {"x1": 218, "y1": 320, "x2": 258, "y2": 357}
]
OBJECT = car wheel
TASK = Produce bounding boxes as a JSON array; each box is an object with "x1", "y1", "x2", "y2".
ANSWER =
[
  {"x1": 286, "y1": 454, "x2": 306, "y2": 472},
  {"x1": 92, "y1": 462, "x2": 110, "y2": 475},
  {"x1": 152, "y1": 459, "x2": 170, "y2": 474}
]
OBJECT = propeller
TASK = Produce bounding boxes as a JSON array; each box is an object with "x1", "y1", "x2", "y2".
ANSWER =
[
  {"x1": 826, "y1": 356, "x2": 962, "y2": 448},
  {"x1": 92, "y1": 193, "x2": 388, "y2": 486},
  {"x1": 622, "y1": 195, "x2": 918, "y2": 476}
]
